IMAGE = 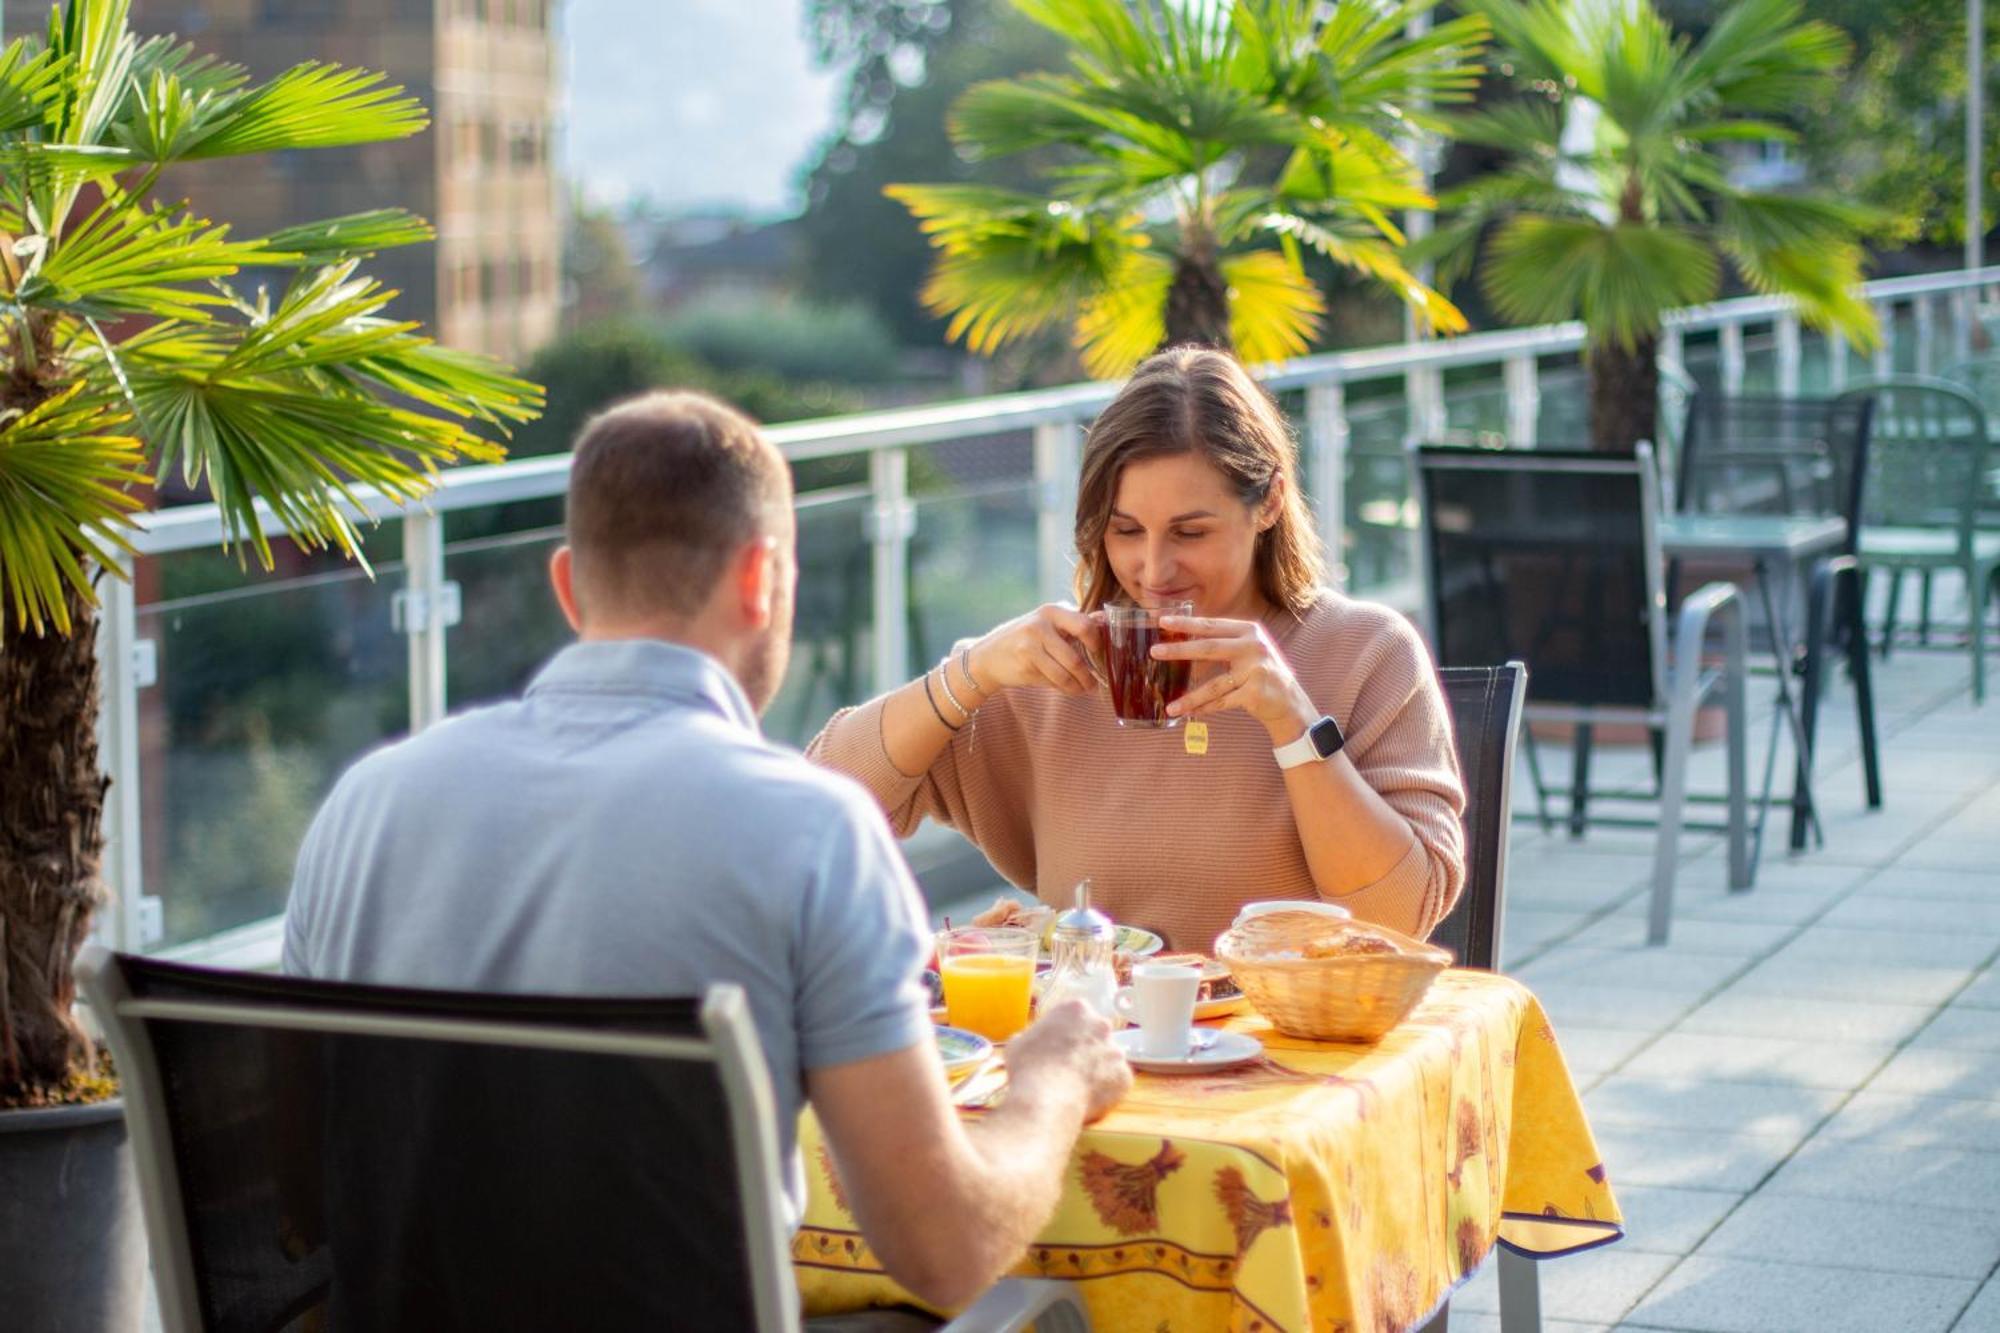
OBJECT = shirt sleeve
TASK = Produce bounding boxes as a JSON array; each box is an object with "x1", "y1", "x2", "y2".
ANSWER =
[
  {"x1": 280, "y1": 799, "x2": 336, "y2": 978},
  {"x1": 1322, "y1": 614, "x2": 1469, "y2": 938},
  {"x1": 791, "y1": 784, "x2": 936, "y2": 1071},
  {"x1": 804, "y1": 690, "x2": 992, "y2": 841}
]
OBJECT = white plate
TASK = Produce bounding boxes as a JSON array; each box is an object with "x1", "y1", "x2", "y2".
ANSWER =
[
  {"x1": 1113, "y1": 1027, "x2": 1263, "y2": 1074},
  {"x1": 1193, "y1": 992, "x2": 1250, "y2": 1021}
]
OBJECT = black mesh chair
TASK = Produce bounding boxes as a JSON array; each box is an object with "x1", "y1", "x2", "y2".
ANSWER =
[
  {"x1": 1414, "y1": 445, "x2": 1751, "y2": 945},
  {"x1": 1677, "y1": 391, "x2": 1884, "y2": 847},
  {"x1": 1429, "y1": 663, "x2": 1529, "y2": 972},
  {"x1": 78, "y1": 949, "x2": 1088, "y2": 1333}
]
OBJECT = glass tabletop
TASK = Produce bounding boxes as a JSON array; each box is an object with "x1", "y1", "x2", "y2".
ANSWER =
[{"x1": 1658, "y1": 513, "x2": 1848, "y2": 560}]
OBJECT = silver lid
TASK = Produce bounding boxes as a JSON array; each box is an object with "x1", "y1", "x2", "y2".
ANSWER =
[{"x1": 1052, "y1": 878, "x2": 1113, "y2": 941}]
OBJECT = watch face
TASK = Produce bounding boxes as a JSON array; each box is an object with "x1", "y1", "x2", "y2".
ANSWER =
[{"x1": 1309, "y1": 716, "x2": 1344, "y2": 757}]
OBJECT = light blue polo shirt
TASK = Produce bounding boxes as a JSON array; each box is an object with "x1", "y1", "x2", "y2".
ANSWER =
[{"x1": 282, "y1": 638, "x2": 935, "y2": 1215}]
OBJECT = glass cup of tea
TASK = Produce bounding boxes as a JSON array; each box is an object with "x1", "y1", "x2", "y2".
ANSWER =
[
  {"x1": 935, "y1": 926, "x2": 1038, "y2": 1042},
  {"x1": 1103, "y1": 601, "x2": 1195, "y2": 728}
]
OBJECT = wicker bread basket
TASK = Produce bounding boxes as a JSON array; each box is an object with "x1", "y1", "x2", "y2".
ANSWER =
[{"x1": 1214, "y1": 910, "x2": 1450, "y2": 1042}]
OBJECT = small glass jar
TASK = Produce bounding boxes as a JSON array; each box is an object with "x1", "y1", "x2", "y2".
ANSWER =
[{"x1": 1042, "y1": 878, "x2": 1117, "y2": 1019}]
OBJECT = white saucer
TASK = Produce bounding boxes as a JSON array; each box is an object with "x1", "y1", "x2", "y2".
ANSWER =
[{"x1": 1112, "y1": 1027, "x2": 1263, "y2": 1074}]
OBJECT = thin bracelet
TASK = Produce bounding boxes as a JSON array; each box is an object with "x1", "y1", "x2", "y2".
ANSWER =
[
  {"x1": 922, "y1": 670, "x2": 962, "y2": 732},
  {"x1": 957, "y1": 647, "x2": 984, "y2": 699},
  {"x1": 935, "y1": 661, "x2": 974, "y2": 721}
]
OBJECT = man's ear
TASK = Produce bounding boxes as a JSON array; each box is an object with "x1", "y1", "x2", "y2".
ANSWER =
[
  {"x1": 550, "y1": 546, "x2": 584, "y2": 633},
  {"x1": 732, "y1": 535, "x2": 781, "y2": 630}
]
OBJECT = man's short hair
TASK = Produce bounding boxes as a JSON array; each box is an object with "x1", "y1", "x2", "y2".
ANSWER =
[{"x1": 565, "y1": 390, "x2": 789, "y2": 621}]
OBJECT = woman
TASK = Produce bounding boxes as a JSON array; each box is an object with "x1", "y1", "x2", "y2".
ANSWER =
[{"x1": 807, "y1": 347, "x2": 1464, "y2": 952}]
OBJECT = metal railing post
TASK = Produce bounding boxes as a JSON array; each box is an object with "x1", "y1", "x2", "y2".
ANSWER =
[
  {"x1": 869, "y1": 446, "x2": 915, "y2": 691},
  {"x1": 1953, "y1": 286, "x2": 1975, "y2": 364},
  {"x1": 1720, "y1": 321, "x2": 1745, "y2": 395},
  {"x1": 1661, "y1": 326, "x2": 1685, "y2": 376},
  {"x1": 1914, "y1": 294, "x2": 1936, "y2": 376},
  {"x1": 1873, "y1": 301, "x2": 1895, "y2": 377},
  {"x1": 1776, "y1": 312, "x2": 1801, "y2": 396},
  {"x1": 1504, "y1": 354, "x2": 1539, "y2": 447},
  {"x1": 1033, "y1": 419, "x2": 1081, "y2": 605},
  {"x1": 401, "y1": 511, "x2": 450, "y2": 732},
  {"x1": 1305, "y1": 381, "x2": 1349, "y2": 588},
  {"x1": 1404, "y1": 365, "x2": 1446, "y2": 447},
  {"x1": 93, "y1": 559, "x2": 145, "y2": 953},
  {"x1": 1829, "y1": 333, "x2": 1849, "y2": 391}
]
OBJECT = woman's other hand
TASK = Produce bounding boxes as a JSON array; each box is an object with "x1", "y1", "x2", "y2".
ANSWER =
[
  {"x1": 1149, "y1": 614, "x2": 1317, "y2": 741},
  {"x1": 967, "y1": 604, "x2": 1103, "y2": 697}
]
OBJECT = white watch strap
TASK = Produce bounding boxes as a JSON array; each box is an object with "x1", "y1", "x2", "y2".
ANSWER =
[{"x1": 1272, "y1": 727, "x2": 1322, "y2": 770}]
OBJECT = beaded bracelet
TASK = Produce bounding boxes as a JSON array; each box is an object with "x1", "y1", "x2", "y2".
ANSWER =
[
  {"x1": 934, "y1": 661, "x2": 973, "y2": 721},
  {"x1": 922, "y1": 670, "x2": 962, "y2": 732}
]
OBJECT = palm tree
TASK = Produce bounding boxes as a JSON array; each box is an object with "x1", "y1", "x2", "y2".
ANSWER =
[
  {"x1": 1418, "y1": 0, "x2": 1879, "y2": 452},
  {"x1": 887, "y1": 0, "x2": 1490, "y2": 378},
  {"x1": 0, "y1": 0, "x2": 540, "y2": 1108}
]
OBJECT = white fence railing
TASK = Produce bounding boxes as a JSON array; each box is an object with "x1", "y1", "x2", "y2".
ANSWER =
[{"x1": 97, "y1": 264, "x2": 2000, "y2": 961}]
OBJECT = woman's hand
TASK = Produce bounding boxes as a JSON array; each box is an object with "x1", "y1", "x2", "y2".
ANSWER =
[
  {"x1": 966, "y1": 604, "x2": 1103, "y2": 697},
  {"x1": 1150, "y1": 614, "x2": 1318, "y2": 742}
]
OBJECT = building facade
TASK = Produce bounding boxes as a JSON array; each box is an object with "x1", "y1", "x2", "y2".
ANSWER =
[{"x1": 3, "y1": 0, "x2": 562, "y2": 365}]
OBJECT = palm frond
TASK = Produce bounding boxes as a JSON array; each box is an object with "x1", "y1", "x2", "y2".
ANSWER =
[
  {"x1": 951, "y1": 73, "x2": 1201, "y2": 176},
  {"x1": 253, "y1": 209, "x2": 436, "y2": 265},
  {"x1": 0, "y1": 37, "x2": 69, "y2": 134},
  {"x1": 1010, "y1": 0, "x2": 1152, "y2": 73},
  {"x1": 1483, "y1": 214, "x2": 1718, "y2": 348},
  {"x1": 17, "y1": 198, "x2": 272, "y2": 320},
  {"x1": 1265, "y1": 211, "x2": 1467, "y2": 333},
  {"x1": 1221, "y1": 248, "x2": 1324, "y2": 365},
  {"x1": 0, "y1": 382, "x2": 145, "y2": 638},
  {"x1": 42, "y1": 0, "x2": 140, "y2": 146},
  {"x1": 1684, "y1": 0, "x2": 1849, "y2": 115},
  {"x1": 1717, "y1": 191, "x2": 1880, "y2": 347},
  {"x1": 167, "y1": 61, "x2": 427, "y2": 159},
  {"x1": 1073, "y1": 248, "x2": 1172, "y2": 378}
]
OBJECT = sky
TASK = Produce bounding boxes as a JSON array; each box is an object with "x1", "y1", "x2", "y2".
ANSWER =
[{"x1": 562, "y1": 0, "x2": 844, "y2": 218}]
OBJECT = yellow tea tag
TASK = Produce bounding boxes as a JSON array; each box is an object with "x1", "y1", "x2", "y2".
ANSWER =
[{"x1": 1183, "y1": 721, "x2": 1209, "y2": 756}]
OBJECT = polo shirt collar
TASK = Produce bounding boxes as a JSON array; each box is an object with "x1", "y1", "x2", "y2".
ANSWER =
[{"x1": 526, "y1": 638, "x2": 759, "y2": 731}]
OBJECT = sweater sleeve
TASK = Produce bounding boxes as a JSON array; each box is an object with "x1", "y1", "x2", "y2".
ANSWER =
[
  {"x1": 1319, "y1": 613, "x2": 1468, "y2": 939},
  {"x1": 804, "y1": 693, "x2": 989, "y2": 841}
]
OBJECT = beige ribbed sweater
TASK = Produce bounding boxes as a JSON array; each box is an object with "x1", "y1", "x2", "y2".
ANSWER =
[{"x1": 807, "y1": 591, "x2": 1466, "y2": 954}]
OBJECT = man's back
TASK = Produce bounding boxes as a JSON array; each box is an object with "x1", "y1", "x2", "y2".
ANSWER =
[{"x1": 283, "y1": 638, "x2": 934, "y2": 1208}]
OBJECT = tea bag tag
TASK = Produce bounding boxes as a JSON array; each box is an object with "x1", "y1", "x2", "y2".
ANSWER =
[{"x1": 1183, "y1": 721, "x2": 1209, "y2": 756}]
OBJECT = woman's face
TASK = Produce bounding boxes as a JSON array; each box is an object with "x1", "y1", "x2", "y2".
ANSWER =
[{"x1": 1104, "y1": 450, "x2": 1276, "y2": 619}]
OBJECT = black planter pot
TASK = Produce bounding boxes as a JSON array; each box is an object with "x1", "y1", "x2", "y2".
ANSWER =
[{"x1": 0, "y1": 1099, "x2": 148, "y2": 1333}]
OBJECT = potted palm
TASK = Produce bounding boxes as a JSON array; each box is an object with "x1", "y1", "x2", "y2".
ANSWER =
[
  {"x1": 0, "y1": 3, "x2": 540, "y2": 1326},
  {"x1": 1416, "y1": 0, "x2": 1879, "y2": 451},
  {"x1": 886, "y1": 0, "x2": 1490, "y2": 377}
]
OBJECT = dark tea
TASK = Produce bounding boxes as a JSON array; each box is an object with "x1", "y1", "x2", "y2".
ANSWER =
[{"x1": 1104, "y1": 603, "x2": 1193, "y2": 728}]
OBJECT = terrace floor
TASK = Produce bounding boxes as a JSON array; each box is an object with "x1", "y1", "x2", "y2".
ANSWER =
[{"x1": 1414, "y1": 641, "x2": 2000, "y2": 1333}]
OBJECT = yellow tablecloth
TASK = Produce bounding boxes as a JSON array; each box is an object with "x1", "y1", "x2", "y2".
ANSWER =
[{"x1": 794, "y1": 970, "x2": 1620, "y2": 1333}]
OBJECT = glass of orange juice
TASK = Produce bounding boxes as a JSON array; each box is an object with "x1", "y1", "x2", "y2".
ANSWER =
[{"x1": 937, "y1": 926, "x2": 1038, "y2": 1042}]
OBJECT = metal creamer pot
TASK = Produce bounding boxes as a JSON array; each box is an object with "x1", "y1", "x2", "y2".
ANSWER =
[{"x1": 1042, "y1": 878, "x2": 1117, "y2": 1019}]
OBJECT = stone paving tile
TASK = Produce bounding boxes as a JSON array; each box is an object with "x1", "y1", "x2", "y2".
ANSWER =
[
  {"x1": 1583, "y1": 1075, "x2": 1843, "y2": 1139},
  {"x1": 1517, "y1": 947, "x2": 1751, "y2": 997},
  {"x1": 1622, "y1": 1032, "x2": 1892, "y2": 1090},
  {"x1": 1854, "y1": 870, "x2": 2000, "y2": 903},
  {"x1": 1815, "y1": 1090, "x2": 2000, "y2": 1152},
  {"x1": 1452, "y1": 1247, "x2": 1680, "y2": 1325},
  {"x1": 1434, "y1": 1314, "x2": 1608, "y2": 1333},
  {"x1": 1955, "y1": 966, "x2": 2000, "y2": 1009},
  {"x1": 1695, "y1": 1194, "x2": 2000, "y2": 1280},
  {"x1": 1499, "y1": 907, "x2": 1596, "y2": 956},
  {"x1": 1592, "y1": 1124, "x2": 1803, "y2": 1191},
  {"x1": 1725, "y1": 954, "x2": 1976, "y2": 1007},
  {"x1": 1564, "y1": 913, "x2": 1794, "y2": 957},
  {"x1": 1774, "y1": 924, "x2": 2000, "y2": 968},
  {"x1": 1765, "y1": 1139, "x2": 2000, "y2": 1213},
  {"x1": 1868, "y1": 1046, "x2": 2000, "y2": 1102},
  {"x1": 1623, "y1": 1256, "x2": 1977, "y2": 1333},
  {"x1": 1955, "y1": 1276, "x2": 2000, "y2": 1332},
  {"x1": 1607, "y1": 1184, "x2": 1744, "y2": 1256},
  {"x1": 1912, "y1": 1004, "x2": 2000, "y2": 1051},
  {"x1": 1667, "y1": 857, "x2": 1870, "y2": 896},
  {"x1": 1637, "y1": 885, "x2": 1840, "y2": 928},
  {"x1": 1509, "y1": 875, "x2": 1650, "y2": 912},
  {"x1": 1532, "y1": 984, "x2": 1703, "y2": 1036},
  {"x1": 1552, "y1": 1026, "x2": 1662, "y2": 1078},
  {"x1": 1673, "y1": 991, "x2": 1936, "y2": 1046},
  {"x1": 1896, "y1": 837, "x2": 2000, "y2": 872},
  {"x1": 1817, "y1": 893, "x2": 2000, "y2": 938}
]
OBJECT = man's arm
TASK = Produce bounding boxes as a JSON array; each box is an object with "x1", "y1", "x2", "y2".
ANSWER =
[{"x1": 806, "y1": 1000, "x2": 1128, "y2": 1310}]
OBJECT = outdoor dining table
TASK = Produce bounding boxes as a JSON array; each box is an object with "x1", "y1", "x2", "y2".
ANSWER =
[
  {"x1": 793, "y1": 970, "x2": 1621, "y2": 1333},
  {"x1": 1659, "y1": 512, "x2": 1850, "y2": 862}
]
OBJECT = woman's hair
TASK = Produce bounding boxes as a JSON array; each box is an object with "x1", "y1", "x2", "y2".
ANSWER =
[{"x1": 1072, "y1": 345, "x2": 1327, "y2": 614}]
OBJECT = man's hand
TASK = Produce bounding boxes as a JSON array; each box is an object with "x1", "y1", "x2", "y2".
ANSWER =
[{"x1": 1004, "y1": 998, "x2": 1131, "y2": 1122}]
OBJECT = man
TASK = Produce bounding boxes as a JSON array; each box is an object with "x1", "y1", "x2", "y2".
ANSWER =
[{"x1": 283, "y1": 390, "x2": 1129, "y2": 1312}]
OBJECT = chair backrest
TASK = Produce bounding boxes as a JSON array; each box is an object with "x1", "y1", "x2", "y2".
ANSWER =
[
  {"x1": 77, "y1": 950, "x2": 799, "y2": 1333},
  {"x1": 1414, "y1": 444, "x2": 1668, "y2": 711},
  {"x1": 1836, "y1": 376, "x2": 1990, "y2": 553},
  {"x1": 1428, "y1": 663, "x2": 1528, "y2": 970},
  {"x1": 1679, "y1": 392, "x2": 1873, "y2": 547},
  {"x1": 1942, "y1": 352, "x2": 2000, "y2": 420}
]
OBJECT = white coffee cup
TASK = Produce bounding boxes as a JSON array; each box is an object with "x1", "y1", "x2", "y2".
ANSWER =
[{"x1": 1113, "y1": 962, "x2": 1201, "y2": 1058}]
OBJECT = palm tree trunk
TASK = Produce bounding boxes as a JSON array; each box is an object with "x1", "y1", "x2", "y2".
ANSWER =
[
  {"x1": 1586, "y1": 334, "x2": 1660, "y2": 454},
  {"x1": 0, "y1": 584, "x2": 109, "y2": 1107},
  {"x1": 1162, "y1": 246, "x2": 1233, "y2": 353}
]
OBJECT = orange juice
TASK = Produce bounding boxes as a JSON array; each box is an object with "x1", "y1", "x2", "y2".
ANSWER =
[{"x1": 941, "y1": 954, "x2": 1034, "y2": 1041}]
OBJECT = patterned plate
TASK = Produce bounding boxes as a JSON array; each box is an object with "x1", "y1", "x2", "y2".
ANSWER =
[
  {"x1": 1115, "y1": 926, "x2": 1164, "y2": 956},
  {"x1": 935, "y1": 1024, "x2": 994, "y2": 1083}
]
